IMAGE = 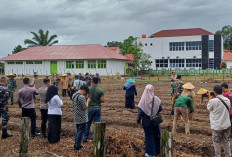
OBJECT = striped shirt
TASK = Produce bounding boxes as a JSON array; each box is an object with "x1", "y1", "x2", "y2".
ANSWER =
[{"x1": 72, "y1": 92, "x2": 88, "y2": 124}]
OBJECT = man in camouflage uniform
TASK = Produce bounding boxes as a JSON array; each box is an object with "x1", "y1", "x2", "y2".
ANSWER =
[
  {"x1": 0, "y1": 77, "x2": 13, "y2": 139},
  {"x1": 171, "y1": 74, "x2": 184, "y2": 98},
  {"x1": 7, "y1": 73, "x2": 17, "y2": 105}
]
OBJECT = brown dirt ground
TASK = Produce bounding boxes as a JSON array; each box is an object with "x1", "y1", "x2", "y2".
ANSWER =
[{"x1": 0, "y1": 77, "x2": 231, "y2": 156}]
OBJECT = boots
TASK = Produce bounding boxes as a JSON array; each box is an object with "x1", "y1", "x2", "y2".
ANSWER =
[
  {"x1": 185, "y1": 122, "x2": 190, "y2": 134},
  {"x1": 2, "y1": 128, "x2": 12, "y2": 139}
]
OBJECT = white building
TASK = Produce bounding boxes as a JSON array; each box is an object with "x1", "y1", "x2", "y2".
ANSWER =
[
  {"x1": 138, "y1": 28, "x2": 223, "y2": 70},
  {"x1": 0, "y1": 44, "x2": 129, "y2": 76}
]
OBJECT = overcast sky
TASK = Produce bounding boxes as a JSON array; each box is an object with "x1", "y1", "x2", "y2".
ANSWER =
[{"x1": 0, "y1": 0, "x2": 231, "y2": 58}]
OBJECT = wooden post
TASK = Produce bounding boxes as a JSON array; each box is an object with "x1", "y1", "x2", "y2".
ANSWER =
[
  {"x1": 160, "y1": 130, "x2": 173, "y2": 157},
  {"x1": 19, "y1": 117, "x2": 30, "y2": 157},
  {"x1": 93, "y1": 122, "x2": 106, "y2": 157}
]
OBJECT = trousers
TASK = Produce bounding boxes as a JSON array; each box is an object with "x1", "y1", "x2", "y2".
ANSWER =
[
  {"x1": 212, "y1": 127, "x2": 231, "y2": 157},
  {"x1": 0, "y1": 105, "x2": 9, "y2": 128},
  {"x1": 40, "y1": 109, "x2": 48, "y2": 134},
  {"x1": 22, "y1": 108, "x2": 37, "y2": 135}
]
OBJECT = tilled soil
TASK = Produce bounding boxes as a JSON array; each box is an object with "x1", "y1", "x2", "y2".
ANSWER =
[{"x1": 0, "y1": 78, "x2": 231, "y2": 156}]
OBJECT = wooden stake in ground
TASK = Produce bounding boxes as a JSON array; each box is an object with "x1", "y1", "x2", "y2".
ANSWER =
[
  {"x1": 19, "y1": 117, "x2": 30, "y2": 157},
  {"x1": 93, "y1": 122, "x2": 106, "y2": 157},
  {"x1": 160, "y1": 130, "x2": 173, "y2": 157}
]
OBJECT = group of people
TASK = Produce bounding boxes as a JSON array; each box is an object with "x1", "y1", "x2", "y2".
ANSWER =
[
  {"x1": 169, "y1": 71, "x2": 232, "y2": 157},
  {"x1": 1, "y1": 70, "x2": 232, "y2": 156},
  {"x1": 0, "y1": 72, "x2": 104, "y2": 150}
]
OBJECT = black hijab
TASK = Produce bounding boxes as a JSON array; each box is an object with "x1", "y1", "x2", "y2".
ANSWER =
[{"x1": 45, "y1": 85, "x2": 59, "y2": 103}]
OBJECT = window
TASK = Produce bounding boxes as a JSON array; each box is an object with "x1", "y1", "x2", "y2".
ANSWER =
[
  {"x1": 26, "y1": 61, "x2": 33, "y2": 64},
  {"x1": 145, "y1": 43, "x2": 147, "y2": 46},
  {"x1": 186, "y1": 59, "x2": 202, "y2": 68},
  {"x1": 156, "y1": 59, "x2": 168, "y2": 68},
  {"x1": 7, "y1": 61, "x2": 15, "y2": 64},
  {"x1": 88, "y1": 60, "x2": 96, "y2": 69},
  {"x1": 170, "y1": 59, "x2": 184, "y2": 68},
  {"x1": 208, "y1": 40, "x2": 214, "y2": 52},
  {"x1": 208, "y1": 59, "x2": 214, "y2": 68},
  {"x1": 186, "y1": 41, "x2": 202, "y2": 51},
  {"x1": 66, "y1": 60, "x2": 75, "y2": 69},
  {"x1": 150, "y1": 43, "x2": 153, "y2": 46},
  {"x1": 169, "y1": 42, "x2": 184, "y2": 51},
  {"x1": 76, "y1": 60, "x2": 84, "y2": 69},
  {"x1": 35, "y1": 61, "x2": 42, "y2": 64},
  {"x1": 98, "y1": 60, "x2": 106, "y2": 69},
  {"x1": 16, "y1": 61, "x2": 23, "y2": 64}
]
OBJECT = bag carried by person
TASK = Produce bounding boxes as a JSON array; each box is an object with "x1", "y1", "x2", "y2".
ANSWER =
[{"x1": 150, "y1": 97, "x2": 163, "y2": 126}]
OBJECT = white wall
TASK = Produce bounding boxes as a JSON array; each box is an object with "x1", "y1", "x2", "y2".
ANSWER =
[
  {"x1": 60, "y1": 60, "x2": 126, "y2": 76},
  {"x1": 226, "y1": 61, "x2": 232, "y2": 69},
  {"x1": 4, "y1": 60, "x2": 126, "y2": 76}
]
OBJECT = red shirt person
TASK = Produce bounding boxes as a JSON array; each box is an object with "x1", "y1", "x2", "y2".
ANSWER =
[{"x1": 221, "y1": 83, "x2": 232, "y2": 116}]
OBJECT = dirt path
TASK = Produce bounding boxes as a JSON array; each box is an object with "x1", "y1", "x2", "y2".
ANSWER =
[{"x1": 0, "y1": 79, "x2": 230, "y2": 156}]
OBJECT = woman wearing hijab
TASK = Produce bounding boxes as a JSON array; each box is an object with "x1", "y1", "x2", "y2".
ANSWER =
[
  {"x1": 137, "y1": 84, "x2": 162, "y2": 157},
  {"x1": 123, "y1": 78, "x2": 137, "y2": 109},
  {"x1": 45, "y1": 85, "x2": 63, "y2": 143}
]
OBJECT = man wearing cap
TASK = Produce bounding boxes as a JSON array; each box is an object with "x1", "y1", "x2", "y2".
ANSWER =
[
  {"x1": 170, "y1": 71, "x2": 177, "y2": 85},
  {"x1": 7, "y1": 73, "x2": 17, "y2": 105},
  {"x1": 123, "y1": 78, "x2": 137, "y2": 109},
  {"x1": 83, "y1": 77, "x2": 104, "y2": 142},
  {"x1": 61, "y1": 74, "x2": 69, "y2": 97},
  {"x1": 171, "y1": 74, "x2": 183, "y2": 99},
  {"x1": 67, "y1": 71, "x2": 73, "y2": 98},
  {"x1": 0, "y1": 77, "x2": 13, "y2": 139}
]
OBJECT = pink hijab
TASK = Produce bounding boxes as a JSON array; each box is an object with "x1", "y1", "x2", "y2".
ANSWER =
[{"x1": 138, "y1": 84, "x2": 161, "y2": 116}]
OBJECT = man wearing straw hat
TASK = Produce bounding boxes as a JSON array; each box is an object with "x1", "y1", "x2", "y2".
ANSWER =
[
  {"x1": 181, "y1": 82, "x2": 195, "y2": 121},
  {"x1": 7, "y1": 73, "x2": 17, "y2": 105},
  {"x1": 172, "y1": 82, "x2": 194, "y2": 134},
  {"x1": 61, "y1": 74, "x2": 69, "y2": 97}
]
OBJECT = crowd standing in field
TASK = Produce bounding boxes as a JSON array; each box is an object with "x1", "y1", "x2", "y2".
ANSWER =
[{"x1": 0, "y1": 71, "x2": 232, "y2": 157}]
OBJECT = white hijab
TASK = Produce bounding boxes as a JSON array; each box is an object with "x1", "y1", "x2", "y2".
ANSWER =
[{"x1": 138, "y1": 84, "x2": 161, "y2": 116}]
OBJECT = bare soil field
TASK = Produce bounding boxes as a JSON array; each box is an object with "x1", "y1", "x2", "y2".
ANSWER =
[{"x1": 0, "y1": 77, "x2": 231, "y2": 156}]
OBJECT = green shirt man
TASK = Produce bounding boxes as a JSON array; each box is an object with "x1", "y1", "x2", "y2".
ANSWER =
[
  {"x1": 174, "y1": 96, "x2": 194, "y2": 113},
  {"x1": 88, "y1": 86, "x2": 104, "y2": 108}
]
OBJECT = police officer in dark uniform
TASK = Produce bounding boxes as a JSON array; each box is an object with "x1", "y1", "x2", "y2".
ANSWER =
[{"x1": 0, "y1": 77, "x2": 12, "y2": 139}]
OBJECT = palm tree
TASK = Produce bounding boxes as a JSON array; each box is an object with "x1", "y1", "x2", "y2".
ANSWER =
[{"x1": 24, "y1": 29, "x2": 58, "y2": 47}]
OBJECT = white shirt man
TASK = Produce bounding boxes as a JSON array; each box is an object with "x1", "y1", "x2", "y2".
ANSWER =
[{"x1": 207, "y1": 85, "x2": 231, "y2": 157}]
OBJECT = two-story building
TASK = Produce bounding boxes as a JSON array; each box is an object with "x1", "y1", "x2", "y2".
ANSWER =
[{"x1": 138, "y1": 28, "x2": 223, "y2": 70}]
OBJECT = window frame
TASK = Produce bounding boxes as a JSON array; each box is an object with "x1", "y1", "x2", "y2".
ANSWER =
[
  {"x1": 35, "y1": 61, "x2": 42, "y2": 64},
  {"x1": 88, "y1": 60, "x2": 96, "y2": 69},
  {"x1": 97, "y1": 60, "x2": 107, "y2": 69},
  {"x1": 66, "y1": 60, "x2": 75, "y2": 69},
  {"x1": 26, "y1": 61, "x2": 34, "y2": 64},
  {"x1": 7, "y1": 61, "x2": 15, "y2": 64},
  {"x1": 76, "y1": 60, "x2": 84, "y2": 69},
  {"x1": 16, "y1": 61, "x2": 23, "y2": 64}
]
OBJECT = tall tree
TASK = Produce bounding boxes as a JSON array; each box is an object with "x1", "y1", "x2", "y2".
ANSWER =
[
  {"x1": 216, "y1": 25, "x2": 232, "y2": 50},
  {"x1": 12, "y1": 45, "x2": 26, "y2": 54},
  {"x1": 107, "y1": 36, "x2": 143, "y2": 73},
  {"x1": 24, "y1": 29, "x2": 58, "y2": 47}
]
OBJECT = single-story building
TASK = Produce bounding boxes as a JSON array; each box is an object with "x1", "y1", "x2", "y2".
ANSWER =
[
  {"x1": 224, "y1": 49, "x2": 232, "y2": 69},
  {"x1": 0, "y1": 44, "x2": 129, "y2": 76}
]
